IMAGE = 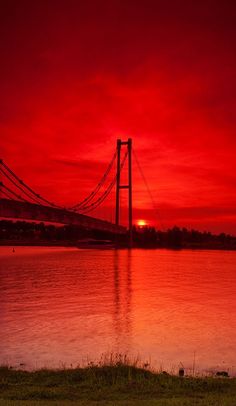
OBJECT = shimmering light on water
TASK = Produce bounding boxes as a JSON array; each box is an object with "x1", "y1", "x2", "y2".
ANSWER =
[{"x1": 0, "y1": 247, "x2": 236, "y2": 374}]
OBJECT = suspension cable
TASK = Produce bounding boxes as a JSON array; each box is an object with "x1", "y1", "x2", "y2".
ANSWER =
[
  {"x1": 0, "y1": 166, "x2": 45, "y2": 205},
  {"x1": 133, "y1": 149, "x2": 165, "y2": 230},
  {"x1": 81, "y1": 151, "x2": 128, "y2": 214},
  {"x1": 0, "y1": 148, "x2": 123, "y2": 215},
  {"x1": 71, "y1": 149, "x2": 117, "y2": 209},
  {"x1": 0, "y1": 182, "x2": 29, "y2": 202},
  {"x1": 1, "y1": 161, "x2": 60, "y2": 208},
  {"x1": 0, "y1": 189, "x2": 14, "y2": 200}
]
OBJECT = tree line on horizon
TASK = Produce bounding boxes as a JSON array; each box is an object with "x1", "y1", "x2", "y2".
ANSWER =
[
  {"x1": 132, "y1": 225, "x2": 236, "y2": 249},
  {"x1": 0, "y1": 220, "x2": 235, "y2": 249}
]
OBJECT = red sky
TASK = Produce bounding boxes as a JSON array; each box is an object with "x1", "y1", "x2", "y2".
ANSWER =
[{"x1": 1, "y1": 0, "x2": 236, "y2": 233}]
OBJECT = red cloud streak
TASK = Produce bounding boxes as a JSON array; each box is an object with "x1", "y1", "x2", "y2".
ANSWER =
[{"x1": 0, "y1": 0, "x2": 236, "y2": 233}]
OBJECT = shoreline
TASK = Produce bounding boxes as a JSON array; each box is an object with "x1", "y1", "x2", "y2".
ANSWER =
[{"x1": 1, "y1": 240, "x2": 236, "y2": 250}]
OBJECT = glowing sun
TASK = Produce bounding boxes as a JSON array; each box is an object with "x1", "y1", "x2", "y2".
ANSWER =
[{"x1": 137, "y1": 219, "x2": 147, "y2": 227}]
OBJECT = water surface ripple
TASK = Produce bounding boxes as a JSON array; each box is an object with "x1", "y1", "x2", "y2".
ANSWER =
[{"x1": 0, "y1": 247, "x2": 235, "y2": 374}]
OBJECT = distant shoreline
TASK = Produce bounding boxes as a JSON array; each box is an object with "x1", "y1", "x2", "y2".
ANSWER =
[
  {"x1": 0, "y1": 240, "x2": 236, "y2": 250},
  {"x1": 1, "y1": 220, "x2": 236, "y2": 251}
]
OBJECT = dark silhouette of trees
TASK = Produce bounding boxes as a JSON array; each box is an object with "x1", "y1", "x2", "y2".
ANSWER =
[
  {"x1": 0, "y1": 220, "x2": 236, "y2": 249},
  {"x1": 132, "y1": 224, "x2": 236, "y2": 249}
]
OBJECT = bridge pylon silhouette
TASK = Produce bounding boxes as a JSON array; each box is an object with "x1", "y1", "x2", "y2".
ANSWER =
[{"x1": 116, "y1": 138, "x2": 132, "y2": 245}]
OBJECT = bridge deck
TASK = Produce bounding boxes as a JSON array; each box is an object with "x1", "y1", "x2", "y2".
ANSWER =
[{"x1": 0, "y1": 199, "x2": 126, "y2": 235}]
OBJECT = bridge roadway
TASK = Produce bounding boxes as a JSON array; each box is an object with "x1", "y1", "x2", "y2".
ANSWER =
[{"x1": 0, "y1": 199, "x2": 126, "y2": 235}]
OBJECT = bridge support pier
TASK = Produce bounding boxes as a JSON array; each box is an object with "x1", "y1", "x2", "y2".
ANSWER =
[{"x1": 115, "y1": 138, "x2": 132, "y2": 246}]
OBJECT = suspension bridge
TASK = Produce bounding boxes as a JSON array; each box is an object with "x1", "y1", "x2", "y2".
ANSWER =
[{"x1": 0, "y1": 139, "x2": 136, "y2": 241}]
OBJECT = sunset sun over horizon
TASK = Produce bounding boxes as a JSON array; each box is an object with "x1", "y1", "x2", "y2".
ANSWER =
[{"x1": 137, "y1": 219, "x2": 148, "y2": 227}]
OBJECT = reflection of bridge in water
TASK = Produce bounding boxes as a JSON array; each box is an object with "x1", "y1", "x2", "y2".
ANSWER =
[
  {"x1": 0, "y1": 139, "x2": 133, "y2": 239},
  {"x1": 113, "y1": 249, "x2": 133, "y2": 351}
]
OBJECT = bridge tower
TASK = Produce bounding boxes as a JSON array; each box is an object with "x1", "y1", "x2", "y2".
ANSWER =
[{"x1": 115, "y1": 138, "x2": 132, "y2": 245}]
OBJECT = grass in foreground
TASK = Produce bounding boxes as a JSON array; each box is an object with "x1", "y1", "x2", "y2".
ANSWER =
[{"x1": 0, "y1": 364, "x2": 236, "y2": 406}]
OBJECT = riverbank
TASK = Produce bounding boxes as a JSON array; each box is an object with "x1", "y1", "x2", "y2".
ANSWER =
[
  {"x1": 1, "y1": 220, "x2": 236, "y2": 250},
  {"x1": 1, "y1": 240, "x2": 236, "y2": 250},
  {"x1": 1, "y1": 365, "x2": 236, "y2": 405}
]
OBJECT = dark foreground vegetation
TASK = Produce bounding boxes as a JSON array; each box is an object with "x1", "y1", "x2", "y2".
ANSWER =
[
  {"x1": 0, "y1": 364, "x2": 236, "y2": 406},
  {"x1": 0, "y1": 220, "x2": 236, "y2": 250}
]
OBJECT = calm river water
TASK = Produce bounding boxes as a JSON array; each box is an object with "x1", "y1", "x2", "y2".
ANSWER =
[{"x1": 0, "y1": 247, "x2": 236, "y2": 374}]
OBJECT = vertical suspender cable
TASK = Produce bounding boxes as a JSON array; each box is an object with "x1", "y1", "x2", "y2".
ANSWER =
[{"x1": 133, "y1": 149, "x2": 165, "y2": 230}]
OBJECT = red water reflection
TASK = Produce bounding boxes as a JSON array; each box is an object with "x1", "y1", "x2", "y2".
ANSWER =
[{"x1": 0, "y1": 247, "x2": 236, "y2": 374}]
